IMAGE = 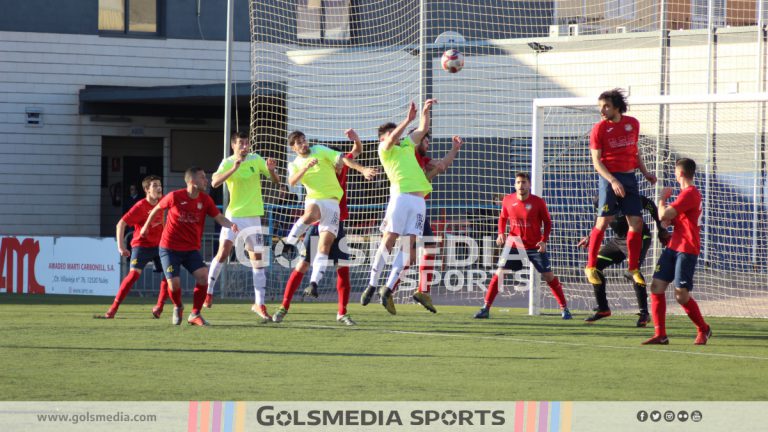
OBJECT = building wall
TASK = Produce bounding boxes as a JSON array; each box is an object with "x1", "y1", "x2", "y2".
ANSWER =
[{"x1": 0, "y1": 30, "x2": 251, "y2": 235}]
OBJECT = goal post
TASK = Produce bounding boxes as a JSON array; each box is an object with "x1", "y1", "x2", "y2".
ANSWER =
[{"x1": 530, "y1": 92, "x2": 768, "y2": 318}]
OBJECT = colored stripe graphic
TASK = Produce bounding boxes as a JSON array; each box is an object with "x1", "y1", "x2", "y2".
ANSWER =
[
  {"x1": 538, "y1": 401, "x2": 548, "y2": 432},
  {"x1": 514, "y1": 401, "x2": 525, "y2": 432},
  {"x1": 561, "y1": 402, "x2": 573, "y2": 432},
  {"x1": 526, "y1": 402, "x2": 537, "y2": 432},
  {"x1": 235, "y1": 402, "x2": 246, "y2": 432},
  {"x1": 212, "y1": 401, "x2": 222, "y2": 432},
  {"x1": 550, "y1": 402, "x2": 561, "y2": 432},
  {"x1": 188, "y1": 401, "x2": 198, "y2": 432},
  {"x1": 200, "y1": 401, "x2": 210, "y2": 432},
  {"x1": 223, "y1": 402, "x2": 234, "y2": 432}
]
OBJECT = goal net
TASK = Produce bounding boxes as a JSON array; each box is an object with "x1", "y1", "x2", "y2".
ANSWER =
[
  {"x1": 532, "y1": 93, "x2": 768, "y2": 318},
  {"x1": 236, "y1": 0, "x2": 767, "y2": 316}
]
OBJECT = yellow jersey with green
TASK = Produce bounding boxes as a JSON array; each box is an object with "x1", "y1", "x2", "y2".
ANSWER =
[
  {"x1": 216, "y1": 153, "x2": 270, "y2": 217},
  {"x1": 288, "y1": 145, "x2": 343, "y2": 201},
  {"x1": 378, "y1": 135, "x2": 432, "y2": 194}
]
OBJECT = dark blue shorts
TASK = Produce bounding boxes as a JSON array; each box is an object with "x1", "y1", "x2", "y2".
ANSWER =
[
  {"x1": 422, "y1": 217, "x2": 435, "y2": 240},
  {"x1": 129, "y1": 246, "x2": 162, "y2": 271},
  {"x1": 302, "y1": 221, "x2": 349, "y2": 263},
  {"x1": 598, "y1": 172, "x2": 642, "y2": 217},
  {"x1": 499, "y1": 249, "x2": 552, "y2": 273},
  {"x1": 159, "y1": 248, "x2": 206, "y2": 278},
  {"x1": 653, "y1": 248, "x2": 698, "y2": 290}
]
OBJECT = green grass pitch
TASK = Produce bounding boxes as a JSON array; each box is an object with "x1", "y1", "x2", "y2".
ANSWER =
[{"x1": 1, "y1": 294, "x2": 767, "y2": 401}]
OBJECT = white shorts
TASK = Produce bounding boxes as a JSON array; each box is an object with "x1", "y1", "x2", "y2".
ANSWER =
[
  {"x1": 306, "y1": 198, "x2": 340, "y2": 237},
  {"x1": 380, "y1": 193, "x2": 426, "y2": 236},
  {"x1": 220, "y1": 216, "x2": 264, "y2": 251}
]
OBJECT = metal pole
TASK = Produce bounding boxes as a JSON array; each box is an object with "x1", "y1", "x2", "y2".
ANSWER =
[
  {"x1": 752, "y1": 3, "x2": 766, "y2": 265},
  {"x1": 702, "y1": 0, "x2": 716, "y2": 264},
  {"x1": 223, "y1": 0, "x2": 235, "y2": 213},
  {"x1": 419, "y1": 0, "x2": 427, "y2": 103},
  {"x1": 529, "y1": 100, "x2": 545, "y2": 316},
  {"x1": 654, "y1": 0, "x2": 669, "y2": 264}
]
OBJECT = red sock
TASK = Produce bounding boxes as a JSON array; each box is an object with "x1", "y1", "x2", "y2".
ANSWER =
[
  {"x1": 155, "y1": 279, "x2": 169, "y2": 309},
  {"x1": 336, "y1": 267, "x2": 350, "y2": 315},
  {"x1": 192, "y1": 284, "x2": 207, "y2": 315},
  {"x1": 681, "y1": 297, "x2": 708, "y2": 333},
  {"x1": 112, "y1": 271, "x2": 140, "y2": 311},
  {"x1": 418, "y1": 253, "x2": 435, "y2": 293},
  {"x1": 390, "y1": 266, "x2": 409, "y2": 294},
  {"x1": 484, "y1": 274, "x2": 499, "y2": 309},
  {"x1": 282, "y1": 270, "x2": 304, "y2": 310},
  {"x1": 587, "y1": 227, "x2": 605, "y2": 268},
  {"x1": 650, "y1": 293, "x2": 667, "y2": 337},
  {"x1": 169, "y1": 287, "x2": 182, "y2": 307},
  {"x1": 547, "y1": 277, "x2": 567, "y2": 308},
  {"x1": 627, "y1": 230, "x2": 642, "y2": 270}
]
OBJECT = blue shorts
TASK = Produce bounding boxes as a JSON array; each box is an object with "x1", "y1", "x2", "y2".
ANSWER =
[
  {"x1": 653, "y1": 248, "x2": 698, "y2": 290},
  {"x1": 422, "y1": 217, "x2": 436, "y2": 243},
  {"x1": 129, "y1": 246, "x2": 162, "y2": 271},
  {"x1": 302, "y1": 221, "x2": 349, "y2": 263},
  {"x1": 499, "y1": 249, "x2": 552, "y2": 273},
  {"x1": 159, "y1": 248, "x2": 207, "y2": 279},
  {"x1": 598, "y1": 172, "x2": 642, "y2": 217}
]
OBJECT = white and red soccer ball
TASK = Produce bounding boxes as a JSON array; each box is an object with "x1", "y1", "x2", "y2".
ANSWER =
[{"x1": 441, "y1": 49, "x2": 464, "y2": 73}]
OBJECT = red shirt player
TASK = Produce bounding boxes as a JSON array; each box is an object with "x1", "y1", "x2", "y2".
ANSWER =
[
  {"x1": 473, "y1": 172, "x2": 570, "y2": 320},
  {"x1": 141, "y1": 166, "x2": 238, "y2": 327},
  {"x1": 586, "y1": 89, "x2": 657, "y2": 289},
  {"x1": 96, "y1": 175, "x2": 168, "y2": 319},
  {"x1": 643, "y1": 158, "x2": 710, "y2": 345},
  {"x1": 274, "y1": 129, "x2": 364, "y2": 325}
]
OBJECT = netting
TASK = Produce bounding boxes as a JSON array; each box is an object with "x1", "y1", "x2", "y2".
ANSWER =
[
  {"x1": 232, "y1": 0, "x2": 768, "y2": 315},
  {"x1": 533, "y1": 94, "x2": 768, "y2": 318}
]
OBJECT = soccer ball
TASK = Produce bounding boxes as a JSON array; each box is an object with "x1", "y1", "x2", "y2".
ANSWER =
[{"x1": 441, "y1": 49, "x2": 464, "y2": 73}]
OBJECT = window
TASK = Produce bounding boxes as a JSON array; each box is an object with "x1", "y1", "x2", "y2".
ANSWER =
[
  {"x1": 297, "y1": 0, "x2": 350, "y2": 42},
  {"x1": 691, "y1": 0, "x2": 726, "y2": 29},
  {"x1": 605, "y1": 0, "x2": 636, "y2": 21},
  {"x1": 99, "y1": 0, "x2": 158, "y2": 34}
]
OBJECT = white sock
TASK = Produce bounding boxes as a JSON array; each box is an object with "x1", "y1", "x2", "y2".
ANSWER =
[
  {"x1": 386, "y1": 249, "x2": 406, "y2": 290},
  {"x1": 252, "y1": 267, "x2": 266, "y2": 305},
  {"x1": 368, "y1": 244, "x2": 389, "y2": 286},
  {"x1": 207, "y1": 259, "x2": 224, "y2": 294},
  {"x1": 310, "y1": 253, "x2": 329, "y2": 284},
  {"x1": 286, "y1": 221, "x2": 310, "y2": 245}
]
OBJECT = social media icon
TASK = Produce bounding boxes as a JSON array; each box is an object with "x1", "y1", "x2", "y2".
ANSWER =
[
  {"x1": 664, "y1": 411, "x2": 675, "y2": 422},
  {"x1": 691, "y1": 410, "x2": 703, "y2": 422},
  {"x1": 637, "y1": 411, "x2": 648, "y2": 422},
  {"x1": 650, "y1": 411, "x2": 662, "y2": 422},
  {"x1": 678, "y1": 411, "x2": 689, "y2": 422}
]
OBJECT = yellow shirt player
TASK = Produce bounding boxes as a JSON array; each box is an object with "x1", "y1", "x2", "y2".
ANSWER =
[
  {"x1": 362, "y1": 99, "x2": 436, "y2": 315},
  {"x1": 282, "y1": 131, "x2": 377, "y2": 305},
  {"x1": 206, "y1": 131, "x2": 280, "y2": 320}
]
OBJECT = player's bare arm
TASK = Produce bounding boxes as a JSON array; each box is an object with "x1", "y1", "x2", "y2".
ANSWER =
[
  {"x1": 590, "y1": 148, "x2": 624, "y2": 197},
  {"x1": 115, "y1": 219, "x2": 130, "y2": 257},
  {"x1": 380, "y1": 102, "x2": 417, "y2": 151},
  {"x1": 636, "y1": 146, "x2": 657, "y2": 184},
  {"x1": 657, "y1": 187, "x2": 678, "y2": 222},
  {"x1": 140, "y1": 205, "x2": 164, "y2": 238},
  {"x1": 409, "y1": 99, "x2": 436, "y2": 145},
  {"x1": 214, "y1": 214, "x2": 239, "y2": 233},
  {"x1": 345, "y1": 128, "x2": 363, "y2": 158},
  {"x1": 339, "y1": 157, "x2": 378, "y2": 180},
  {"x1": 288, "y1": 158, "x2": 318, "y2": 187},
  {"x1": 211, "y1": 154, "x2": 245, "y2": 188},
  {"x1": 266, "y1": 158, "x2": 281, "y2": 185}
]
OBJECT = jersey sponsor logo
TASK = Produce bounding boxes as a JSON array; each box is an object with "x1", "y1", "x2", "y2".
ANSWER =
[
  {"x1": 0, "y1": 237, "x2": 45, "y2": 294},
  {"x1": 197, "y1": 203, "x2": 203, "y2": 210},
  {"x1": 625, "y1": 123, "x2": 633, "y2": 132}
]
